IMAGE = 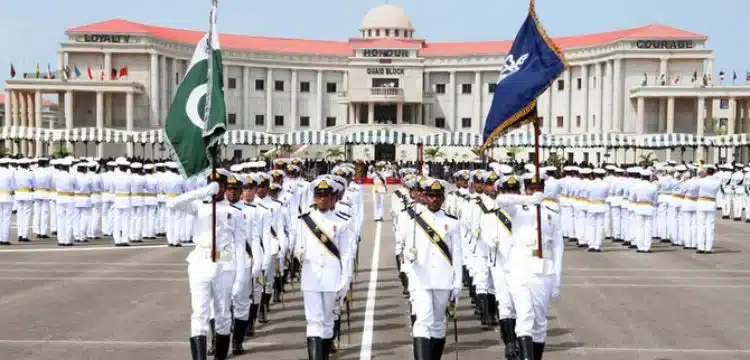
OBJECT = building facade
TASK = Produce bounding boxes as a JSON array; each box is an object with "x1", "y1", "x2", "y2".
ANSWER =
[{"x1": 4, "y1": 4, "x2": 750, "y2": 163}]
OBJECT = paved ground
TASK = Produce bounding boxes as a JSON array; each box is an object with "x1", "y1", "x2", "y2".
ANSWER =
[{"x1": 0, "y1": 191, "x2": 749, "y2": 360}]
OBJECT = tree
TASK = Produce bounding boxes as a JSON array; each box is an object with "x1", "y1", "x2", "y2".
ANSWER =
[
  {"x1": 639, "y1": 152, "x2": 657, "y2": 167},
  {"x1": 53, "y1": 148, "x2": 72, "y2": 159},
  {"x1": 424, "y1": 147, "x2": 445, "y2": 162},
  {"x1": 705, "y1": 117, "x2": 727, "y2": 136},
  {"x1": 471, "y1": 147, "x2": 483, "y2": 157},
  {"x1": 547, "y1": 152, "x2": 563, "y2": 168},
  {"x1": 326, "y1": 147, "x2": 345, "y2": 160},
  {"x1": 505, "y1": 147, "x2": 522, "y2": 160}
]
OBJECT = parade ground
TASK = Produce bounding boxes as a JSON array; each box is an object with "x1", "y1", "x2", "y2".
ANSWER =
[{"x1": 0, "y1": 190, "x2": 749, "y2": 360}]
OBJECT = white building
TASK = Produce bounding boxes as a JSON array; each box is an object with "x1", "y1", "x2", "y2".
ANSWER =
[{"x1": 4, "y1": 4, "x2": 750, "y2": 163}]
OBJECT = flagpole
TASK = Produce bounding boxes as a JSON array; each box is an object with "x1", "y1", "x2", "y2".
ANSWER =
[
  {"x1": 529, "y1": 0, "x2": 543, "y2": 259},
  {"x1": 206, "y1": 0, "x2": 219, "y2": 263}
]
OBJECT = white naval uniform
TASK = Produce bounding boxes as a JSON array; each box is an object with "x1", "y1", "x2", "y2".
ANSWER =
[
  {"x1": 295, "y1": 208, "x2": 353, "y2": 339},
  {"x1": 248, "y1": 200, "x2": 272, "y2": 306},
  {"x1": 656, "y1": 175, "x2": 673, "y2": 241},
  {"x1": 744, "y1": 171, "x2": 750, "y2": 222},
  {"x1": 13, "y1": 167, "x2": 34, "y2": 240},
  {"x1": 586, "y1": 179, "x2": 609, "y2": 250},
  {"x1": 88, "y1": 172, "x2": 102, "y2": 239},
  {"x1": 719, "y1": 171, "x2": 732, "y2": 217},
  {"x1": 400, "y1": 208, "x2": 463, "y2": 339},
  {"x1": 0, "y1": 168, "x2": 14, "y2": 244},
  {"x1": 232, "y1": 201, "x2": 264, "y2": 322},
  {"x1": 259, "y1": 196, "x2": 285, "y2": 294},
  {"x1": 633, "y1": 180, "x2": 658, "y2": 252},
  {"x1": 170, "y1": 184, "x2": 245, "y2": 337},
  {"x1": 682, "y1": 178, "x2": 700, "y2": 249},
  {"x1": 479, "y1": 198, "x2": 515, "y2": 321},
  {"x1": 110, "y1": 170, "x2": 132, "y2": 245},
  {"x1": 607, "y1": 176, "x2": 624, "y2": 241},
  {"x1": 32, "y1": 166, "x2": 54, "y2": 237},
  {"x1": 730, "y1": 170, "x2": 745, "y2": 220},
  {"x1": 164, "y1": 173, "x2": 185, "y2": 246},
  {"x1": 143, "y1": 173, "x2": 159, "y2": 239},
  {"x1": 100, "y1": 170, "x2": 115, "y2": 236},
  {"x1": 54, "y1": 169, "x2": 76, "y2": 245},
  {"x1": 695, "y1": 176, "x2": 721, "y2": 252},
  {"x1": 498, "y1": 193, "x2": 563, "y2": 343},
  {"x1": 372, "y1": 176, "x2": 386, "y2": 220},
  {"x1": 73, "y1": 171, "x2": 92, "y2": 241},
  {"x1": 130, "y1": 173, "x2": 146, "y2": 242}
]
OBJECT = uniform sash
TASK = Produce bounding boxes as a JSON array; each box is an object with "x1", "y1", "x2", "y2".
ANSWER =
[
  {"x1": 494, "y1": 208, "x2": 513, "y2": 233},
  {"x1": 406, "y1": 207, "x2": 452, "y2": 264},
  {"x1": 301, "y1": 213, "x2": 341, "y2": 260}
]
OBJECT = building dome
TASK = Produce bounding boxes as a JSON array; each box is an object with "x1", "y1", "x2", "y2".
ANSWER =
[{"x1": 359, "y1": 5, "x2": 415, "y2": 39}]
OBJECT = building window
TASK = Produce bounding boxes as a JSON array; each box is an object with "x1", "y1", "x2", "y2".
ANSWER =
[
  {"x1": 583, "y1": 152, "x2": 590, "y2": 163},
  {"x1": 228, "y1": 77, "x2": 237, "y2": 89},
  {"x1": 461, "y1": 84, "x2": 472, "y2": 94},
  {"x1": 395, "y1": 29, "x2": 400, "y2": 37},
  {"x1": 274, "y1": 115, "x2": 284, "y2": 126},
  {"x1": 233, "y1": 149, "x2": 242, "y2": 160},
  {"x1": 367, "y1": 30, "x2": 372, "y2": 37},
  {"x1": 385, "y1": 29, "x2": 390, "y2": 36},
  {"x1": 326, "y1": 117, "x2": 336, "y2": 127},
  {"x1": 300, "y1": 81, "x2": 310, "y2": 93},
  {"x1": 326, "y1": 82, "x2": 337, "y2": 93},
  {"x1": 576, "y1": 78, "x2": 581, "y2": 90},
  {"x1": 275, "y1": 80, "x2": 284, "y2": 92},
  {"x1": 255, "y1": 79, "x2": 264, "y2": 90},
  {"x1": 592, "y1": 114, "x2": 596, "y2": 128},
  {"x1": 375, "y1": 29, "x2": 380, "y2": 36},
  {"x1": 435, "y1": 117, "x2": 446, "y2": 128},
  {"x1": 435, "y1": 84, "x2": 446, "y2": 94},
  {"x1": 255, "y1": 114, "x2": 264, "y2": 126},
  {"x1": 556, "y1": 116, "x2": 564, "y2": 128},
  {"x1": 557, "y1": 80, "x2": 565, "y2": 91},
  {"x1": 576, "y1": 115, "x2": 581, "y2": 127},
  {"x1": 300, "y1": 116, "x2": 310, "y2": 127},
  {"x1": 228, "y1": 113, "x2": 237, "y2": 125},
  {"x1": 461, "y1": 117, "x2": 471, "y2": 128},
  {"x1": 488, "y1": 83, "x2": 497, "y2": 93},
  {"x1": 175, "y1": 72, "x2": 180, "y2": 85}
]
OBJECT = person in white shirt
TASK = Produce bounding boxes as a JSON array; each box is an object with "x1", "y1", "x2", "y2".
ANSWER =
[{"x1": 695, "y1": 165, "x2": 721, "y2": 254}]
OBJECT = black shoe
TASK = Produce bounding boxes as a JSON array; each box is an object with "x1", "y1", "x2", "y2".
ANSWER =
[
  {"x1": 231, "y1": 319, "x2": 248, "y2": 355},
  {"x1": 213, "y1": 333, "x2": 230, "y2": 360},
  {"x1": 322, "y1": 337, "x2": 333, "y2": 359},
  {"x1": 246, "y1": 304, "x2": 258, "y2": 338},
  {"x1": 499, "y1": 319, "x2": 517, "y2": 360},
  {"x1": 518, "y1": 336, "x2": 534, "y2": 360},
  {"x1": 697, "y1": 250, "x2": 705, "y2": 254},
  {"x1": 190, "y1": 335, "x2": 208, "y2": 360},
  {"x1": 410, "y1": 314, "x2": 416, "y2": 327},
  {"x1": 207, "y1": 319, "x2": 216, "y2": 356},
  {"x1": 259, "y1": 293, "x2": 270, "y2": 323},
  {"x1": 413, "y1": 337, "x2": 432, "y2": 360},
  {"x1": 533, "y1": 342, "x2": 545, "y2": 360},
  {"x1": 273, "y1": 276, "x2": 282, "y2": 303},
  {"x1": 431, "y1": 337, "x2": 446, "y2": 360},
  {"x1": 330, "y1": 319, "x2": 341, "y2": 354},
  {"x1": 306, "y1": 337, "x2": 324, "y2": 360}
]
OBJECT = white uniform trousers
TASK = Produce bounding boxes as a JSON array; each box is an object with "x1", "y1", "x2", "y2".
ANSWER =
[
  {"x1": 624, "y1": 210, "x2": 635, "y2": 243},
  {"x1": 87, "y1": 204, "x2": 100, "y2": 239},
  {"x1": 130, "y1": 206, "x2": 144, "y2": 241},
  {"x1": 251, "y1": 275, "x2": 263, "y2": 305},
  {"x1": 744, "y1": 195, "x2": 750, "y2": 221},
  {"x1": 232, "y1": 266, "x2": 252, "y2": 320},
  {"x1": 667, "y1": 206, "x2": 679, "y2": 244},
  {"x1": 158, "y1": 203, "x2": 167, "y2": 234},
  {"x1": 143, "y1": 205, "x2": 157, "y2": 238},
  {"x1": 166, "y1": 208, "x2": 182, "y2": 245},
  {"x1": 0, "y1": 203, "x2": 12, "y2": 243},
  {"x1": 635, "y1": 214, "x2": 653, "y2": 251},
  {"x1": 472, "y1": 256, "x2": 491, "y2": 294},
  {"x1": 303, "y1": 291, "x2": 337, "y2": 338},
  {"x1": 55, "y1": 203, "x2": 74, "y2": 245},
  {"x1": 587, "y1": 212, "x2": 605, "y2": 250},
  {"x1": 50, "y1": 201, "x2": 57, "y2": 233},
  {"x1": 15, "y1": 200, "x2": 33, "y2": 239},
  {"x1": 657, "y1": 202, "x2": 668, "y2": 239},
  {"x1": 112, "y1": 208, "x2": 131, "y2": 245},
  {"x1": 373, "y1": 192, "x2": 385, "y2": 220},
  {"x1": 182, "y1": 213, "x2": 195, "y2": 242},
  {"x1": 410, "y1": 289, "x2": 451, "y2": 339},
  {"x1": 560, "y1": 206, "x2": 572, "y2": 238},
  {"x1": 574, "y1": 209, "x2": 586, "y2": 244},
  {"x1": 508, "y1": 275, "x2": 555, "y2": 343},
  {"x1": 189, "y1": 264, "x2": 235, "y2": 337},
  {"x1": 610, "y1": 207, "x2": 621, "y2": 240},
  {"x1": 603, "y1": 205, "x2": 612, "y2": 239},
  {"x1": 32, "y1": 199, "x2": 50, "y2": 236},
  {"x1": 732, "y1": 194, "x2": 745, "y2": 219},
  {"x1": 73, "y1": 207, "x2": 91, "y2": 241},
  {"x1": 721, "y1": 193, "x2": 732, "y2": 217},
  {"x1": 101, "y1": 202, "x2": 112, "y2": 236},
  {"x1": 680, "y1": 211, "x2": 695, "y2": 248},
  {"x1": 489, "y1": 265, "x2": 515, "y2": 319},
  {"x1": 265, "y1": 259, "x2": 277, "y2": 293},
  {"x1": 695, "y1": 211, "x2": 716, "y2": 252}
]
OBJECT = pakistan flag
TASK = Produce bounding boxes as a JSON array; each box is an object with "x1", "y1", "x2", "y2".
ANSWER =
[{"x1": 164, "y1": 2, "x2": 226, "y2": 177}]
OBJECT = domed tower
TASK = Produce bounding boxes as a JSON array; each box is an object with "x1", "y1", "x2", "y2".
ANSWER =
[{"x1": 359, "y1": 4, "x2": 415, "y2": 39}]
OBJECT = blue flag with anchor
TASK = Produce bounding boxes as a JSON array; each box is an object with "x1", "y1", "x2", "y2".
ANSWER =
[{"x1": 481, "y1": 0, "x2": 568, "y2": 151}]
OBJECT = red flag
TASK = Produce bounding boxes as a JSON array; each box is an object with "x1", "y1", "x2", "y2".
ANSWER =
[
  {"x1": 118, "y1": 66, "x2": 129, "y2": 79},
  {"x1": 87, "y1": 66, "x2": 93, "y2": 80},
  {"x1": 674, "y1": 76, "x2": 680, "y2": 84}
]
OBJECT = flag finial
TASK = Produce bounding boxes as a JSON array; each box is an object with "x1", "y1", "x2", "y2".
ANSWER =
[{"x1": 529, "y1": 0, "x2": 536, "y2": 12}]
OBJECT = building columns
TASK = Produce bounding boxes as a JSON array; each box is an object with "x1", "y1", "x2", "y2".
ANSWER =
[
  {"x1": 727, "y1": 97, "x2": 737, "y2": 162},
  {"x1": 368, "y1": 102, "x2": 374, "y2": 124},
  {"x1": 96, "y1": 91, "x2": 104, "y2": 158},
  {"x1": 160, "y1": 55, "x2": 168, "y2": 126},
  {"x1": 291, "y1": 69, "x2": 298, "y2": 131},
  {"x1": 396, "y1": 103, "x2": 403, "y2": 124},
  {"x1": 449, "y1": 71, "x2": 456, "y2": 130},
  {"x1": 265, "y1": 69, "x2": 273, "y2": 132},
  {"x1": 473, "y1": 71, "x2": 482, "y2": 133},
  {"x1": 564, "y1": 69, "x2": 572, "y2": 133},
  {"x1": 659, "y1": 57, "x2": 668, "y2": 83},
  {"x1": 242, "y1": 66, "x2": 250, "y2": 128},
  {"x1": 666, "y1": 97, "x2": 675, "y2": 160},
  {"x1": 636, "y1": 97, "x2": 645, "y2": 134},
  {"x1": 581, "y1": 65, "x2": 589, "y2": 132},
  {"x1": 150, "y1": 53, "x2": 160, "y2": 128},
  {"x1": 34, "y1": 91, "x2": 42, "y2": 157},
  {"x1": 597, "y1": 62, "x2": 604, "y2": 133},
  {"x1": 104, "y1": 52, "x2": 112, "y2": 81},
  {"x1": 612, "y1": 58, "x2": 623, "y2": 132},
  {"x1": 316, "y1": 70, "x2": 324, "y2": 129},
  {"x1": 696, "y1": 97, "x2": 706, "y2": 162},
  {"x1": 126, "y1": 92, "x2": 134, "y2": 157},
  {"x1": 64, "y1": 91, "x2": 74, "y2": 151}
]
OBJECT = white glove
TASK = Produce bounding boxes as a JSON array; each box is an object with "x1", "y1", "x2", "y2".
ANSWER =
[
  {"x1": 404, "y1": 248, "x2": 417, "y2": 263},
  {"x1": 451, "y1": 287, "x2": 461, "y2": 304},
  {"x1": 203, "y1": 182, "x2": 220, "y2": 197},
  {"x1": 551, "y1": 287, "x2": 560, "y2": 299}
]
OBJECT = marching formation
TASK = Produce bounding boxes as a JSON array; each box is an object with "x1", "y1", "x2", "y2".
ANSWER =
[{"x1": 168, "y1": 159, "x2": 363, "y2": 360}]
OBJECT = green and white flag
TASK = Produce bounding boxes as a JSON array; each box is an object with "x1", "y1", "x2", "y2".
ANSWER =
[{"x1": 164, "y1": 0, "x2": 226, "y2": 177}]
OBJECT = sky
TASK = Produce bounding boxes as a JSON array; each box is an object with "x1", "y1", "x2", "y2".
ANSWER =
[{"x1": 1, "y1": 0, "x2": 749, "y2": 87}]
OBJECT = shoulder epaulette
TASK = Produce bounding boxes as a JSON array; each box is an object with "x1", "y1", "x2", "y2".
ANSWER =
[
  {"x1": 229, "y1": 203, "x2": 242, "y2": 211},
  {"x1": 444, "y1": 212, "x2": 458, "y2": 220},
  {"x1": 202, "y1": 200, "x2": 211, "y2": 204},
  {"x1": 337, "y1": 211, "x2": 351, "y2": 218},
  {"x1": 336, "y1": 213, "x2": 349, "y2": 221},
  {"x1": 272, "y1": 199, "x2": 283, "y2": 205},
  {"x1": 256, "y1": 203, "x2": 268, "y2": 210},
  {"x1": 244, "y1": 202, "x2": 256, "y2": 207}
]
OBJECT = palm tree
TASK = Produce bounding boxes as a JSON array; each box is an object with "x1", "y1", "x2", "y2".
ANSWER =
[
  {"x1": 326, "y1": 147, "x2": 345, "y2": 160},
  {"x1": 424, "y1": 147, "x2": 445, "y2": 162},
  {"x1": 547, "y1": 152, "x2": 563, "y2": 168},
  {"x1": 638, "y1": 152, "x2": 657, "y2": 167},
  {"x1": 705, "y1": 117, "x2": 727, "y2": 136},
  {"x1": 505, "y1": 147, "x2": 521, "y2": 160},
  {"x1": 471, "y1": 147, "x2": 483, "y2": 157}
]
